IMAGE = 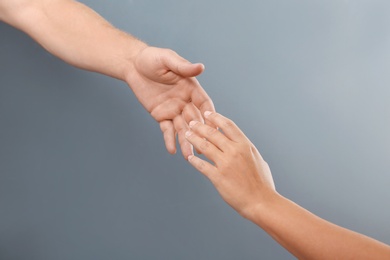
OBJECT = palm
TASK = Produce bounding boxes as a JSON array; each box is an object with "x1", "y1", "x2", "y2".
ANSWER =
[{"x1": 126, "y1": 47, "x2": 215, "y2": 158}]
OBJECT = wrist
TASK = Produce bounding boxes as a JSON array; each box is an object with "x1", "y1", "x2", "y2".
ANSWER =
[
  {"x1": 241, "y1": 190, "x2": 282, "y2": 224},
  {"x1": 121, "y1": 40, "x2": 148, "y2": 83}
]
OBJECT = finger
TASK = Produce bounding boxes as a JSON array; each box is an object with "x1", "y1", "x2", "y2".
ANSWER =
[
  {"x1": 190, "y1": 80, "x2": 217, "y2": 128},
  {"x1": 188, "y1": 121, "x2": 231, "y2": 152},
  {"x1": 160, "y1": 120, "x2": 176, "y2": 154},
  {"x1": 188, "y1": 155, "x2": 218, "y2": 181},
  {"x1": 173, "y1": 115, "x2": 193, "y2": 159},
  {"x1": 182, "y1": 103, "x2": 204, "y2": 154},
  {"x1": 185, "y1": 130, "x2": 223, "y2": 162},
  {"x1": 204, "y1": 111, "x2": 248, "y2": 143},
  {"x1": 182, "y1": 103, "x2": 203, "y2": 124},
  {"x1": 162, "y1": 49, "x2": 205, "y2": 77},
  {"x1": 151, "y1": 98, "x2": 187, "y2": 122}
]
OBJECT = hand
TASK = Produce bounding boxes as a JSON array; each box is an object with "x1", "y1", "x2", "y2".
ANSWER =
[
  {"x1": 185, "y1": 112, "x2": 275, "y2": 218},
  {"x1": 125, "y1": 46, "x2": 215, "y2": 158}
]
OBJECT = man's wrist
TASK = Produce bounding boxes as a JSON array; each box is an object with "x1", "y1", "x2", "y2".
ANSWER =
[{"x1": 122, "y1": 42, "x2": 148, "y2": 83}]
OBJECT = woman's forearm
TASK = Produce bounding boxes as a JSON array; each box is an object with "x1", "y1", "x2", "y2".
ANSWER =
[
  {"x1": 1, "y1": 0, "x2": 147, "y2": 80},
  {"x1": 185, "y1": 112, "x2": 390, "y2": 259},
  {"x1": 251, "y1": 192, "x2": 390, "y2": 259}
]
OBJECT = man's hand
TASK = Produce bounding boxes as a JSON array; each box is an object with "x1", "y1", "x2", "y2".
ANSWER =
[
  {"x1": 0, "y1": 0, "x2": 215, "y2": 158},
  {"x1": 126, "y1": 47, "x2": 215, "y2": 158},
  {"x1": 0, "y1": 0, "x2": 214, "y2": 158}
]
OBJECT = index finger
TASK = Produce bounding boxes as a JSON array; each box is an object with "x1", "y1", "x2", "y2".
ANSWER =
[
  {"x1": 190, "y1": 79, "x2": 216, "y2": 128},
  {"x1": 203, "y1": 112, "x2": 248, "y2": 143},
  {"x1": 188, "y1": 121, "x2": 231, "y2": 152},
  {"x1": 173, "y1": 115, "x2": 194, "y2": 159}
]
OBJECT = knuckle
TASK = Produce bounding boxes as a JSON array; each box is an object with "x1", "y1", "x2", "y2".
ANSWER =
[
  {"x1": 170, "y1": 49, "x2": 178, "y2": 56},
  {"x1": 250, "y1": 143, "x2": 258, "y2": 153},
  {"x1": 225, "y1": 144, "x2": 239, "y2": 156},
  {"x1": 196, "y1": 160, "x2": 206, "y2": 171},
  {"x1": 199, "y1": 140, "x2": 210, "y2": 151},
  {"x1": 206, "y1": 127, "x2": 218, "y2": 137},
  {"x1": 159, "y1": 121, "x2": 172, "y2": 132},
  {"x1": 229, "y1": 143, "x2": 250, "y2": 157},
  {"x1": 209, "y1": 112, "x2": 218, "y2": 118},
  {"x1": 240, "y1": 142, "x2": 252, "y2": 151},
  {"x1": 229, "y1": 149, "x2": 240, "y2": 158},
  {"x1": 164, "y1": 48, "x2": 176, "y2": 56},
  {"x1": 262, "y1": 160, "x2": 270, "y2": 169},
  {"x1": 160, "y1": 124, "x2": 168, "y2": 132},
  {"x1": 240, "y1": 144, "x2": 253, "y2": 156},
  {"x1": 222, "y1": 119, "x2": 235, "y2": 129}
]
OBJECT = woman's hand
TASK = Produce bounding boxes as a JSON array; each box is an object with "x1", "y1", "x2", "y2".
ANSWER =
[{"x1": 185, "y1": 111, "x2": 275, "y2": 218}]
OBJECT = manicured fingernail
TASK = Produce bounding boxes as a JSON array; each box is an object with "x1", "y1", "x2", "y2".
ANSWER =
[
  {"x1": 187, "y1": 155, "x2": 194, "y2": 161},
  {"x1": 185, "y1": 131, "x2": 192, "y2": 137},
  {"x1": 204, "y1": 111, "x2": 212, "y2": 117},
  {"x1": 189, "y1": 121, "x2": 198, "y2": 128}
]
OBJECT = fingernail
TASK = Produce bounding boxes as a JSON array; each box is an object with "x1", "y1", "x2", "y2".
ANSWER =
[
  {"x1": 204, "y1": 111, "x2": 212, "y2": 117},
  {"x1": 185, "y1": 131, "x2": 192, "y2": 137},
  {"x1": 187, "y1": 155, "x2": 194, "y2": 161},
  {"x1": 189, "y1": 121, "x2": 198, "y2": 128}
]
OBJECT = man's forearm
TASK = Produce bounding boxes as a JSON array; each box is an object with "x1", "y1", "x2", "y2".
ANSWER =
[
  {"x1": 251, "y1": 193, "x2": 390, "y2": 259},
  {"x1": 0, "y1": 0, "x2": 147, "y2": 80},
  {"x1": 1, "y1": 0, "x2": 215, "y2": 158}
]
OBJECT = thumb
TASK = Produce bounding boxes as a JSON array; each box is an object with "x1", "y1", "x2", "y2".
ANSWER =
[{"x1": 163, "y1": 50, "x2": 205, "y2": 77}]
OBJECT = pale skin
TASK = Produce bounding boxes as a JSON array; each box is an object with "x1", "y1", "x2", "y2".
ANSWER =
[
  {"x1": 0, "y1": 0, "x2": 215, "y2": 158},
  {"x1": 3, "y1": 1, "x2": 389, "y2": 258},
  {"x1": 185, "y1": 111, "x2": 390, "y2": 259}
]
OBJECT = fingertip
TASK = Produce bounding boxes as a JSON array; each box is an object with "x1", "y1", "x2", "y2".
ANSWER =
[
  {"x1": 205, "y1": 120, "x2": 217, "y2": 130},
  {"x1": 187, "y1": 155, "x2": 194, "y2": 161},
  {"x1": 166, "y1": 142, "x2": 176, "y2": 155},
  {"x1": 188, "y1": 63, "x2": 204, "y2": 77},
  {"x1": 161, "y1": 121, "x2": 177, "y2": 155},
  {"x1": 196, "y1": 63, "x2": 205, "y2": 72},
  {"x1": 185, "y1": 130, "x2": 193, "y2": 138},
  {"x1": 189, "y1": 121, "x2": 198, "y2": 128},
  {"x1": 204, "y1": 111, "x2": 213, "y2": 118},
  {"x1": 204, "y1": 111, "x2": 217, "y2": 129},
  {"x1": 181, "y1": 142, "x2": 194, "y2": 160},
  {"x1": 169, "y1": 147, "x2": 177, "y2": 155}
]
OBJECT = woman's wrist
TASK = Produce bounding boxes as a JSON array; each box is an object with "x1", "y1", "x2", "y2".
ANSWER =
[{"x1": 240, "y1": 189, "x2": 281, "y2": 223}]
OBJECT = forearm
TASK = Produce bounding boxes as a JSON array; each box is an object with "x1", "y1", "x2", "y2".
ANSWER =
[
  {"x1": 250, "y1": 192, "x2": 390, "y2": 259},
  {"x1": 0, "y1": 0, "x2": 147, "y2": 80}
]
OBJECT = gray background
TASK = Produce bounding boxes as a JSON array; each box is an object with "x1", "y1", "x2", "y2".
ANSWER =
[{"x1": 1, "y1": 0, "x2": 389, "y2": 259}]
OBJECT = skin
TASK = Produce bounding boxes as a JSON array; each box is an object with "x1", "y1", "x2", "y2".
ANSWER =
[
  {"x1": 185, "y1": 111, "x2": 390, "y2": 259},
  {"x1": 3, "y1": 1, "x2": 388, "y2": 258},
  {"x1": 0, "y1": 0, "x2": 215, "y2": 158}
]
